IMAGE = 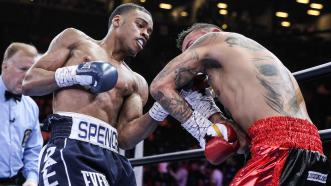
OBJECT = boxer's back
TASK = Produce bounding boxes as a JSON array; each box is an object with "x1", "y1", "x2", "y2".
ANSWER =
[
  {"x1": 53, "y1": 30, "x2": 141, "y2": 126},
  {"x1": 204, "y1": 32, "x2": 311, "y2": 130}
]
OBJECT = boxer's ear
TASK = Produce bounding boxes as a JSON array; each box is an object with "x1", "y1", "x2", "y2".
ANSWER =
[
  {"x1": 2, "y1": 63, "x2": 7, "y2": 70},
  {"x1": 112, "y1": 15, "x2": 121, "y2": 28}
]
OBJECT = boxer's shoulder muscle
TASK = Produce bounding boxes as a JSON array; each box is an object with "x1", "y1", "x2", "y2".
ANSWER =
[
  {"x1": 133, "y1": 71, "x2": 148, "y2": 105},
  {"x1": 50, "y1": 28, "x2": 85, "y2": 48},
  {"x1": 118, "y1": 63, "x2": 148, "y2": 104}
]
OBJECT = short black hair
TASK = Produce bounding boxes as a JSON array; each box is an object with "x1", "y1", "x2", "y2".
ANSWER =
[
  {"x1": 108, "y1": 3, "x2": 151, "y2": 29},
  {"x1": 176, "y1": 23, "x2": 221, "y2": 50}
]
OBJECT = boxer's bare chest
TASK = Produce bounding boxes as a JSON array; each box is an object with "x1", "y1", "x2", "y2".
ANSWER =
[{"x1": 54, "y1": 39, "x2": 137, "y2": 120}]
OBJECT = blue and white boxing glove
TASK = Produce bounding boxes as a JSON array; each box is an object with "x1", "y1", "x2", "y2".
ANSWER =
[{"x1": 55, "y1": 61, "x2": 118, "y2": 93}]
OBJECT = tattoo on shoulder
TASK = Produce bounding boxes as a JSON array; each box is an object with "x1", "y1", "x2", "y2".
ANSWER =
[{"x1": 225, "y1": 35, "x2": 264, "y2": 51}]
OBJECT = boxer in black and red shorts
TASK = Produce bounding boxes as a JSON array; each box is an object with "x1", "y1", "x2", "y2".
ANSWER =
[
  {"x1": 230, "y1": 116, "x2": 330, "y2": 186},
  {"x1": 150, "y1": 23, "x2": 331, "y2": 185}
]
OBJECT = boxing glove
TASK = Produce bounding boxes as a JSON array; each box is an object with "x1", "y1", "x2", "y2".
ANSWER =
[
  {"x1": 180, "y1": 89, "x2": 222, "y2": 119},
  {"x1": 55, "y1": 61, "x2": 118, "y2": 93},
  {"x1": 182, "y1": 111, "x2": 239, "y2": 164},
  {"x1": 204, "y1": 123, "x2": 240, "y2": 165},
  {"x1": 182, "y1": 110, "x2": 215, "y2": 147}
]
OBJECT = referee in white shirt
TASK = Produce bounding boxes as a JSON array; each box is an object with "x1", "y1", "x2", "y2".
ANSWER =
[{"x1": 0, "y1": 42, "x2": 43, "y2": 186}]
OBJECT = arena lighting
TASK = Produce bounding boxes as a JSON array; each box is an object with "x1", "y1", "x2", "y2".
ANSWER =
[
  {"x1": 217, "y1": 3, "x2": 228, "y2": 9},
  {"x1": 296, "y1": 0, "x2": 309, "y2": 4},
  {"x1": 275, "y1": 11, "x2": 288, "y2": 18},
  {"x1": 180, "y1": 11, "x2": 188, "y2": 17},
  {"x1": 219, "y1": 9, "x2": 228, "y2": 15},
  {"x1": 159, "y1": 3, "x2": 172, "y2": 10},
  {"x1": 222, "y1": 24, "x2": 228, "y2": 30},
  {"x1": 307, "y1": 9, "x2": 320, "y2": 16},
  {"x1": 310, "y1": 3, "x2": 323, "y2": 9},
  {"x1": 281, "y1": 21, "x2": 291, "y2": 27},
  {"x1": 139, "y1": 0, "x2": 146, "y2": 3}
]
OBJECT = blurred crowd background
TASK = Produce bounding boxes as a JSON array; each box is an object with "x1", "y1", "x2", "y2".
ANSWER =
[{"x1": 1, "y1": 0, "x2": 330, "y2": 185}]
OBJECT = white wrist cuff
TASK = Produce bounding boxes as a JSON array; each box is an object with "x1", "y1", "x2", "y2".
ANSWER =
[
  {"x1": 55, "y1": 66, "x2": 77, "y2": 87},
  {"x1": 149, "y1": 102, "x2": 169, "y2": 121},
  {"x1": 182, "y1": 110, "x2": 212, "y2": 147}
]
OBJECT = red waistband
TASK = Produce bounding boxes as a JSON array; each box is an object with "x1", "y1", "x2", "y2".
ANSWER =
[{"x1": 248, "y1": 116, "x2": 323, "y2": 154}]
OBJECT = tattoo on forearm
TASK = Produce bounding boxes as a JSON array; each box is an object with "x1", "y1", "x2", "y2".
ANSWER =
[
  {"x1": 225, "y1": 35, "x2": 264, "y2": 51},
  {"x1": 155, "y1": 91, "x2": 192, "y2": 123}
]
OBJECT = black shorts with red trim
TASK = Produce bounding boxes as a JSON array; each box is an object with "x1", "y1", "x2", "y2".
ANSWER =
[{"x1": 230, "y1": 116, "x2": 331, "y2": 186}]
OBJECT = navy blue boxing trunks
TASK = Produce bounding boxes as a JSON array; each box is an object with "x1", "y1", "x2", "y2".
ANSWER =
[{"x1": 38, "y1": 112, "x2": 136, "y2": 186}]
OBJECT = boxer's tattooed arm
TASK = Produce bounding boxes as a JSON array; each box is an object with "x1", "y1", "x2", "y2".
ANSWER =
[
  {"x1": 154, "y1": 49, "x2": 200, "y2": 88},
  {"x1": 154, "y1": 91, "x2": 192, "y2": 123},
  {"x1": 175, "y1": 67, "x2": 198, "y2": 89},
  {"x1": 225, "y1": 35, "x2": 264, "y2": 51}
]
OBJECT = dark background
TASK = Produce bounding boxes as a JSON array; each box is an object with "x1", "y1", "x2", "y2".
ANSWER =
[{"x1": 0, "y1": 0, "x2": 330, "y2": 158}]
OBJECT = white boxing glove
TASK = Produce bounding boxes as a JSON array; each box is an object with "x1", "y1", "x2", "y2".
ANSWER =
[
  {"x1": 180, "y1": 89, "x2": 222, "y2": 119},
  {"x1": 181, "y1": 110, "x2": 213, "y2": 147}
]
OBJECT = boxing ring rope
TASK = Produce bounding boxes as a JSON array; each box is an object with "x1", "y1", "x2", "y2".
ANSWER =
[
  {"x1": 130, "y1": 62, "x2": 331, "y2": 167},
  {"x1": 130, "y1": 129, "x2": 331, "y2": 167},
  {"x1": 293, "y1": 62, "x2": 331, "y2": 81}
]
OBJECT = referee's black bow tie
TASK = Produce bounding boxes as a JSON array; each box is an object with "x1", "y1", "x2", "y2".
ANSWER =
[{"x1": 5, "y1": 91, "x2": 22, "y2": 102}]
